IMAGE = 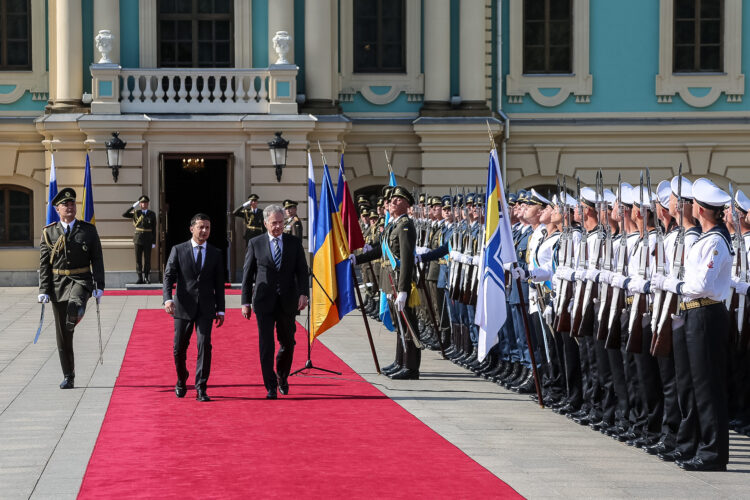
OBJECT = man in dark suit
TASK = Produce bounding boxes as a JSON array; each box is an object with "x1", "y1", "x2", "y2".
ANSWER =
[
  {"x1": 122, "y1": 195, "x2": 157, "y2": 283},
  {"x1": 241, "y1": 204, "x2": 309, "y2": 399},
  {"x1": 163, "y1": 213, "x2": 225, "y2": 402},
  {"x1": 38, "y1": 188, "x2": 105, "y2": 389}
]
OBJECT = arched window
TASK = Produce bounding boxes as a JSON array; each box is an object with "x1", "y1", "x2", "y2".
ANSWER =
[{"x1": 0, "y1": 185, "x2": 32, "y2": 246}]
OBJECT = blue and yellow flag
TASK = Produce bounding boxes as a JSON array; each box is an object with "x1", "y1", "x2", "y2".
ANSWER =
[
  {"x1": 475, "y1": 150, "x2": 516, "y2": 361},
  {"x1": 82, "y1": 154, "x2": 96, "y2": 224},
  {"x1": 311, "y1": 163, "x2": 357, "y2": 341},
  {"x1": 377, "y1": 170, "x2": 398, "y2": 331}
]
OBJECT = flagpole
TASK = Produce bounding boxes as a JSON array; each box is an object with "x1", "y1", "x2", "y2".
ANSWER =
[{"x1": 350, "y1": 266, "x2": 381, "y2": 374}]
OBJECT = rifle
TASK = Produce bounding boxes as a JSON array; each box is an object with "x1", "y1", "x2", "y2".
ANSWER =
[
  {"x1": 606, "y1": 177, "x2": 628, "y2": 349},
  {"x1": 570, "y1": 177, "x2": 588, "y2": 336},
  {"x1": 469, "y1": 188, "x2": 485, "y2": 306},
  {"x1": 449, "y1": 190, "x2": 466, "y2": 301},
  {"x1": 647, "y1": 168, "x2": 667, "y2": 342},
  {"x1": 596, "y1": 173, "x2": 615, "y2": 340},
  {"x1": 554, "y1": 177, "x2": 574, "y2": 332},
  {"x1": 727, "y1": 183, "x2": 748, "y2": 351},
  {"x1": 626, "y1": 172, "x2": 648, "y2": 354},
  {"x1": 654, "y1": 166, "x2": 684, "y2": 356},
  {"x1": 385, "y1": 269, "x2": 423, "y2": 350},
  {"x1": 580, "y1": 171, "x2": 604, "y2": 336}
]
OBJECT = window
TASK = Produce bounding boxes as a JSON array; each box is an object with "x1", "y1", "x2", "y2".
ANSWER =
[
  {"x1": 158, "y1": 0, "x2": 233, "y2": 68},
  {"x1": 0, "y1": 185, "x2": 32, "y2": 246},
  {"x1": 523, "y1": 0, "x2": 572, "y2": 74},
  {"x1": 0, "y1": 0, "x2": 31, "y2": 70},
  {"x1": 353, "y1": 0, "x2": 405, "y2": 73},
  {"x1": 673, "y1": 0, "x2": 722, "y2": 72}
]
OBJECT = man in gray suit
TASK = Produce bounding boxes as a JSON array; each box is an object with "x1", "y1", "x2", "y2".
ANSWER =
[{"x1": 163, "y1": 213, "x2": 225, "y2": 402}]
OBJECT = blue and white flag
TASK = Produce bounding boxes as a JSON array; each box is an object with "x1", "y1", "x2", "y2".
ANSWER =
[
  {"x1": 46, "y1": 153, "x2": 59, "y2": 224},
  {"x1": 475, "y1": 149, "x2": 516, "y2": 361},
  {"x1": 307, "y1": 151, "x2": 317, "y2": 253}
]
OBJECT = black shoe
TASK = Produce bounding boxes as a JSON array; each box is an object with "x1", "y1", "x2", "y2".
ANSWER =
[
  {"x1": 144, "y1": 275, "x2": 151, "y2": 284},
  {"x1": 136, "y1": 274, "x2": 144, "y2": 284},
  {"x1": 266, "y1": 390, "x2": 278, "y2": 400},
  {"x1": 645, "y1": 441, "x2": 671, "y2": 455},
  {"x1": 511, "y1": 373, "x2": 534, "y2": 394},
  {"x1": 381, "y1": 361, "x2": 399, "y2": 373},
  {"x1": 590, "y1": 420, "x2": 610, "y2": 432},
  {"x1": 388, "y1": 368, "x2": 419, "y2": 380},
  {"x1": 196, "y1": 388, "x2": 210, "y2": 402},
  {"x1": 59, "y1": 376, "x2": 75, "y2": 389},
  {"x1": 278, "y1": 376, "x2": 289, "y2": 395},
  {"x1": 657, "y1": 450, "x2": 685, "y2": 462},
  {"x1": 555, "y1": 404, "x2": 578, "y2": 416},
  {"x1": 175, "y1": 381, "x2": 187, "y2": 398},
  {"x1": 676, "y1": 457, "x2": 726, "y2": 472},
  {"x1": 382, "y1": 364, "x2": 402, "y2": 376}
]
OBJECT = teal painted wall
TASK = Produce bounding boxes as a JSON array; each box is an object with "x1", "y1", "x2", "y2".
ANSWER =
[
  {"x1": 502, "y1": 0, "x2": 750, "y2": 113},
  {"x1": 252, "y1": 0, "x2": 269, "y2": 68},
  {"x1": 0, "y1": 92, "x2": 47, "y2": 112},
  {"x1": 340, "y1": 93, "x2": 422, "y2": 114},
  {"x1": 120, "y1": 0, "x2": 139, "y2": 67},
  {"x1": 82, "y1": 0, "x2": 93, "y2": 93},
  {"x1": 295, "y1": 0, "x2": 305, "y2": 94}
]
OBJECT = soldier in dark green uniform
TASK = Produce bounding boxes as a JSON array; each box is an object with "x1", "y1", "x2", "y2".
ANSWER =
[
  {"x1": 355, "y1": 186, "x2": 421, "y2": 380},
  {"x1": 38, "y1": 188, "x2": 105, "y2": 389},
  {"x1": 122, "y1": 195, "x2": 157, "y2": 283},
  {"x1": 282, "y1": 199, "x2": 303, "y2": 239},
  {"x1": 232, "y1": 193, "x2": 265, "y2": 244}
]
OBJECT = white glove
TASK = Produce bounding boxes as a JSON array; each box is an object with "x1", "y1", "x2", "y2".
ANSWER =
[
  {"x1": 415, "y1": 254, "x2": 422, "y2": 264},
  {"x1": 671, "y1": 313, "x2": 685, "y2": 330},
  {"x1": 651, "y1": 274, "x2": 667, "y2": 291},
  {"x1": 450, "y1": 251, "x2": 460, "y2": 262},
  {"x1": 472, "y1": 255, "x2": 480, "y2": 266},
  {"x1": 415, "y1": 246, "x2": 429, "y2": 255},
  {"x1": 663, "y1": 276, "x2": 682, "y2": 294},
  {"x1": 462, "y1": 254, "x2": 473, "y2": 265},
  {"x1": 395, "y1": 291, "x2": 408, "y2": 311},
  {"x1": 510, "y1": 267, "x2": 527, "y2": 280},
  {"x1": 92, "y1": 289, "x2": 103, "y2": 299},
  {"x1": 611, "y1": 273, "x2": 627, "y2": 289},
  {"x1": 557, "y1": 267, "x2": 574, "y2": 281},
  {"x1": 132, "y1": 200, "x2": 139, "y2": 208},
  {"x1": 585, "y1": 269, "x2": 600, "y2": 283},
  {"x1": 627, "y1": 277, "x2": 649, "y2": 294},
  {"x1": 151, "y1": 244, "x2": 156, "y2": 249},
  {"x1": 242, "y1": 200, "x2": 252, "y2": 207},
  {"x1": 528, "y1": 268, "x2": 544, "y2": 282},
  {"x1": 736, "y1": 281, "x2": 750, "y2": 296},
  {"x1": 348, "y1": 253, "x2": 357, "y2": 265},
  {"x1": 543, "y1": 305, "x2": 553, "y2": 326},
  {"x1": 38, "y1": 294, "x2": 50, "y2": 303},
  {"x1": 599, "y1": 269, "x2": 613, "y2": 285},
  {"x1": 503, "y1": 262, "x2": 513, "y2": 272},
  {"x1": 362, "y1": 243, "x2": 373, "y2": 253}
]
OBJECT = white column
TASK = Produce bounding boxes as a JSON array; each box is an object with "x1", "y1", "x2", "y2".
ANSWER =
[
  {"x1": 54, "y1": 0, "x2": 83, "y2": 106},
  {"x1": 459, "y1": 0, "x2": 487, "y2": 107},
  {"x1": 94, "y1": 0, "x2": 120, "y2": 64},
  {"x1": 269, "y1": 0, "x2": 294, "y2": 65},
  {"x1": 423, "y1": 0, "x2": 451, "y2": 107},
  {"x1": 304, "y1": 0, "x2": 337, "y2": 108}
]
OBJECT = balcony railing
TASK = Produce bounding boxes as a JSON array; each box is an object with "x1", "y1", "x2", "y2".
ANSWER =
[{"x1": 90, "y1": 64, "x2": 298, "y2": 115}]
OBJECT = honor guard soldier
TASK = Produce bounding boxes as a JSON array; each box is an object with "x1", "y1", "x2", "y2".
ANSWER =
[
  {"x1": 354, "y1": 186, "x2": 422, "y2": 379},
  {"x1": 233, "y1": 193, "x2": 265, "y2": 244},
  {"x1": 38, "y1": 188, "x2": 105, "y2": 389},
  {"x1": 282, "y1": 199, "x2": 303, "y2": 239},
  {"x1": 123, "y1": 195, "x2": 157, "y2": 283}
]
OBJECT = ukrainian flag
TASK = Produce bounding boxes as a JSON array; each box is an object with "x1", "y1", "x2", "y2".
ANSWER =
[
  {"x1": 311, "y1": 163, "x2": 357, "y2": 341},
  {"x1": 377, "y1": 171, "x2": 397, "y2": 331},
  {"x1": 82, "y1": 154, "x2": 96, "y2": 224}
]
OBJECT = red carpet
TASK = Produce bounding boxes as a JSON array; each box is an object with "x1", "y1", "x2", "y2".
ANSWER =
[
  {"x1": 78, "y1": 310, "x2": 519, "y2": 499},
  {"x1": 104, "y1": 289, "x2": 242, "y2": 296}
]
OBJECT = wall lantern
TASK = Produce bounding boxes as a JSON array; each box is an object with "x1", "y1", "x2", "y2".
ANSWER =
[
  {"x1": 105, "y1": 132, "x2": 126, "y2": 182},
  {"x1": 268, "y1": 131, "x2": 289, "y2": 182}
]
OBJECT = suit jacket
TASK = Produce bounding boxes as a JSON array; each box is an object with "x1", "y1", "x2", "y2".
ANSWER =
[
  {"x1": 39, "y1": 219, "x2": 105, "y2": 302},
  {"x1": 163, "y1": 241, "x2": 226, "y2": 320},
  {"x1": 241, "y1": 233, "x2": 309, "y2": 315}
]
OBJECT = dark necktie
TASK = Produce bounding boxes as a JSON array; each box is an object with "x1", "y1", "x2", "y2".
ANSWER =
[
  {"x1": 65, "y1": 224, "x2": 71, "y2": 237},
  {"x1": 273, "y1": 238, "x2": 281, "y2": 270},
  {"x1": 196, "y1": 245, "x2": 203, "y2": 272}
]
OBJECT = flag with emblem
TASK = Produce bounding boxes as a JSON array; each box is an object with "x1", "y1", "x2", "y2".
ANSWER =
[
  {"x1": 336, "y1": 153, "x2": 365, "y2": 251},
  {"x1": 310, "y1": 163, "x2": 357, "y2": 340},
  {"x1": 475, "y1": 149, "x2": 517, "y2": 361},
  {"x1": 82, "y1": 153, "x2": 96, "y2": 224},
  {"x1": 46, "y1": 153, "x2": 59, "y2": 224}
]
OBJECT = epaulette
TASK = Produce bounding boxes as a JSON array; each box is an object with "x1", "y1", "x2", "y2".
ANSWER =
[{"x1": 43, "y1": 222, "x2": 56, "y2": 228}]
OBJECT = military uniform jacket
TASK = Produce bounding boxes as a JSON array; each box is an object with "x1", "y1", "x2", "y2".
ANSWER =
[
  {"x1": 509, "y1": 225, "x2": 532, "y2": 305},
  {"x1": 233, "y1": 206, "x2": 266, "y2": 240},
  {"x1": 356, "y1": 214, "x2": 416, "y2": 294},
  {"x1": 122, "y1": 207, "x2": 157, "y2": 245},
  {"x1": 39, "y1": 220, "x2": 105, "y2": 302},
  {"x1": 426, "y1": 220, "x2": 443, "y2": 280},
  {"x1": 283, "y1": 215, "x2": 303, "y2": 239}
]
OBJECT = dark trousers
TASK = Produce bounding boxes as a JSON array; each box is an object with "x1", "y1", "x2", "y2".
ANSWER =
[
  {"x1": 578, "y1": 336, "x2": 598, "y2": 411},
  {"x1": 657, "y1": 352, "x2": 680, "y2": 446},
  {"x1": 256, "y1": 297, "x2": 297, "y2": 392},
  {"x1": 173, "y1": 316, "x2": 214, "y2": 389},
  {"x1": 607, "y1": 344, "x2": 630, "y2": 424},
  {"x1": 389, "y1": 302, "x2": 421, "y2": 370},
  {"x1": 683, "y1": 304, "x2": 729, "y2": 465},
  {"x1": 561, "y1": 330, "x2": 583, "y2": 408},
  {"x1": 51, "y1": 301, "x2": 75, "y2": 377},
  {"x1": 634, "y1": 325, "x2": 664, "y2": 438},
  {"x1": 594, "y1": 336, "x2": 616, "y2": 424},
  {"x1": 134, "y1": 243, "x2": 151, "y2": 276}
]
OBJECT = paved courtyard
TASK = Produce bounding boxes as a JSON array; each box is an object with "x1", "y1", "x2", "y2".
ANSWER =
[{"x1": 1, "y1": 286, "x2": 749, "y2": 499}]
